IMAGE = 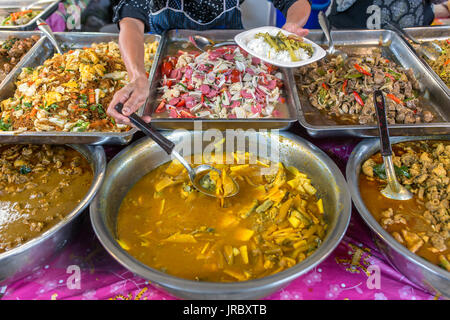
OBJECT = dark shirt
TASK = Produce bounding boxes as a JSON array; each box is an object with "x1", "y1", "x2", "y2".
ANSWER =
[
  {"x1": 327, "y1": 0, "x2": 436, "y2": 29},
  {"x1": 112, "y1": 0, "x2": 308, "y2": 34}
]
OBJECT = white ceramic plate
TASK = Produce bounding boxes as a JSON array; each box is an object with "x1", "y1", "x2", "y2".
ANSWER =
[{"x1": 234, "y1": 26, "x2": 326, "y2": 68}]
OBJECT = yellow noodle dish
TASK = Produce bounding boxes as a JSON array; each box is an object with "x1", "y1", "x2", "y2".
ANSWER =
[{"x1": 116, "y1": 153, "x2": 327, "y2": 282}]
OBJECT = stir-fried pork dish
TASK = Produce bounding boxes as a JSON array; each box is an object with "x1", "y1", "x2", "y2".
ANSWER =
[{"x1": 296, "y1": 49, "x2": 434, "y2": 125}]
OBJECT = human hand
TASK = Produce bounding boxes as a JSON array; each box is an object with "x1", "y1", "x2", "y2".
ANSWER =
[
  {"x1": 282, "y1": 22, "x2": 309, "y2": 37},
  {"x1": 107, "y1": 74, "x2": 151, "y2": 125}
]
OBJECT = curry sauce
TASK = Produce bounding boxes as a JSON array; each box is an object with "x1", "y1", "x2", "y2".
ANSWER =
[
  {"x1": 116, "y1": 153, "x2": 327, "y2": 282},
  {"x1": 0, "y1": 144, "x2": 92, "y2": 253},
  {"x1": 360, "y1": 141, "x2": 450, "y2": 271}
]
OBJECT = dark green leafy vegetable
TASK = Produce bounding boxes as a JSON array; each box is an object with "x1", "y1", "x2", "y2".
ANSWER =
[{"x1": 373, "y1": 163, "x2": 411, "y2": 180}]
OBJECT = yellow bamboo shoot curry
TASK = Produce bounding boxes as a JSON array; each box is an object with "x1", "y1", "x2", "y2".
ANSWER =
[{"x1": 116, "y1": 153, "x2": 327, "y2": 282}]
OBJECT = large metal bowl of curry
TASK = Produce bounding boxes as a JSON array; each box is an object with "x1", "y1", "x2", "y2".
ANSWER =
[
  {"x1": 0, "y1": 144, "x2": 106, "y2": 284},
  {"x1": 346, "y1": 136, "x2": 450, "y2": 298},
  {"x1": 90, "y1": 130, "x2": 351, "y2": 300}
]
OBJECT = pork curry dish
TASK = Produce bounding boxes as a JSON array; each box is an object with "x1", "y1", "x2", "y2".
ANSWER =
[
  {"x1": 116, "y1": 153, "x2": 328, "y2": 282},
  {"x1": 0, "y1": 144, "x2": 92, "y2": 253},
  {"x1": 360, "y1": 141, "x2": 450, "y2": 272}
]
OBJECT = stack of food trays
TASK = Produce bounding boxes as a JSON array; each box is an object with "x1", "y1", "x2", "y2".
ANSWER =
[{"x1": 0, "y1": 1, "x2": 60, "y2": 30}]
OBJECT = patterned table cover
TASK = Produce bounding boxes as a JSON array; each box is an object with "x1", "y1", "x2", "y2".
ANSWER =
[{"x1": 0, "y1": 128, "x2": 442, "y2": 301}]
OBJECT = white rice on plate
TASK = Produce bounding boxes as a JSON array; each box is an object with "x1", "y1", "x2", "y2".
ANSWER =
[{"x1": 246, "y1": 36, "x2": 311, "y2": 63}]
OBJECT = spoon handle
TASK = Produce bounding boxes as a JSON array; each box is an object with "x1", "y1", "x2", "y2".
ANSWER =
[
  {"x1": 115, "y1": 103, "x2": 175, "y2": 155},
  {"x1": 318, "y1": 11, "x2": 334, "y2": 53},
  {"x1": 374, "y1": 90, "x2": 392, "y2": 157},
  {"x1": 386, "y1": 22, "x2": 420, "y2": 44},
  {"x1": 36, "y1": 18, "x2": 63, "y2": 55}
]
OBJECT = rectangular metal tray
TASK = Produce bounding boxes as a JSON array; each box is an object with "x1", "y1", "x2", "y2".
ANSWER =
[
  {"x1": 0, "y1": 0, "x2": 60, "y2": 31},
  {"x1": 0, "y1": 32, "x2": 161, "y2": 145},
  {"x1": 295, "y1": 29, "x2": 450, "y2": 138},
  {"x1": 401, "y1": 26, "x2": 450, "y2": 97},
  {"x1": 144, "y1": 29, "x2": 299, "y2": 131},
  {"x1": 0, "y1": 31, "x2": 41, "y2": 89}
]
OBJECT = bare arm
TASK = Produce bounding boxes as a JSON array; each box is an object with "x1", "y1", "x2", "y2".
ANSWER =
[
  {"x1": 282, "y1": 0, "x2": 312, "y2": 36},
  {"x1": 107, "y1": 17, "x2": 150, "y2": 124}
]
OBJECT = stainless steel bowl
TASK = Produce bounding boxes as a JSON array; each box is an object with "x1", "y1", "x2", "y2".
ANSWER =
[
  {"x1": 0, "y1": 144, "x2": 106, "y2": 284},
  {"x1": 90, "y1": 131, "x2": 351, "y2": 299},
  {"x1": 346, "y1": 136, "x2": 450, "y2": 298}
]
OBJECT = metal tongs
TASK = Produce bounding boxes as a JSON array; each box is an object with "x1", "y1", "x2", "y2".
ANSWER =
[
  {"x1": 386, "y1": 22, "x2": 441, "y2": 62},
  {"x1": 374, "y1": 90, "x2": 413, "y2": 201}
]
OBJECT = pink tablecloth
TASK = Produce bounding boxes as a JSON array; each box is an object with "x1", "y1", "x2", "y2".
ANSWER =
[{"x1": 0, "y1": 135, "x2": 441, "y2": 300}]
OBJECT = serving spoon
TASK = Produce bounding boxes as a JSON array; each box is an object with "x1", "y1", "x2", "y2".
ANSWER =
[
  {"x1": 373, "y1": 90, "x2": 413, "y2": 201},
  {"x1": 386, "y1": 22, "x2": 441, "y2": 62},
  {"x1": 189, "y1": 35, "x2": 236, "y2": 52},
  {"x1": 114, "y1": 103, "x2": 240, "y2": 198},
  {"x1": 36, "y1": 18, "x2": 63, "y2": 55},
  {"x1": 318, "y1": 11, "x2": 348, "y2": 61}
]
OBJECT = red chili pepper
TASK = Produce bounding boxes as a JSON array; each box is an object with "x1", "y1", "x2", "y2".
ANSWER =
[
  {"x1": 161, "y1": 61, "x2": 173, "y2": 77},
  {"x1": 353, "y1": 91, "x2": 364, "y2": 106},
  {"x1": 386, "y1": 93, "x2": 405, "y2": 106},
  {"x1": 385, "y1": 73, "x2": 396, "y2": 81},
  {"x1": 354, "y1": 63, "x2": 372, "y2": 76},
  {"x1": 201, "y1": 94, "x2": 205, "y2": 103},
  {"x1": 447, "y1": 39, "x2": 450, "y2": 45},
  {"x1": 444, "y1": 59, "x2": 450, "y2": 66},
  {"x1": 155, "y1": 99, "x2": 166, "y2": 113},
  {"x1": 322, "y1": 82, "x2": 329, "y2": 90},
  {"x1": 175, "y1": 99, "x2": 186, "y2": 108},
  {"x1": 230, "y1": 69, "x2": 240, "y2": 83},
  {"x1": 342, "y1": 79, "x2": 348, "y2": 95},
  {"x1": 328, "y1": 69, "x2": 334, "y2": 73}
]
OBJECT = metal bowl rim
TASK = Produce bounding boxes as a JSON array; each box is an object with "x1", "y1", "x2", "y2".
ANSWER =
[
  {"x1": 0, "y1": 144, "x2": 106, "y2": 260},
  {"x1": 90, "y1": 131, "x2": 351, "y2": 294},
  {"x1": 346, "y1": 135, "x2": 450, "y2": 280}
]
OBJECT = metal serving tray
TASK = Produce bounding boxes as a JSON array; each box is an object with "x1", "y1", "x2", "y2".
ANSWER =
[
  {"x1": 294, "y1": 29, "x2": 450, "y2": 138},
  {"x1": 0, "y1": 31, "x2": 41, "y2": 89},
  {"x1": 0, "y1": 32, "x2": 161, "y2": 145},
  {"x1": 401, "y1": 26, "x2": 450, "y2": 97},
  {"x1": 144, "y1": 29, "x2": 299, "y2": 131},
  {"x1": 0, "y1": 0, "x2": 60, "y2": 31}
]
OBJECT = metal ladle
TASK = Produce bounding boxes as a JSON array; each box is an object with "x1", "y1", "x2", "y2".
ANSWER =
[
  {"x1": 386, "y1": 22, "x2": 441, "y2": 62},
  {"x1": 373, "y1": 90, "x2": 413, "y2": 201},
  {"x1": 318, "y1": 11, "x2": 348, "y2": 61},
  {"x1": 189, "y1": 35, "x2": 236, "y2": 52},
  {"x1": 114, "y1": 103, "x2": 240, "y2": 198},
  {"x1": 36, "y1": 18, "x2": 63, "y2": 55}
]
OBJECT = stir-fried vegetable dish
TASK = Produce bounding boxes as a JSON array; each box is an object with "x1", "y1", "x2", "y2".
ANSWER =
[
  {"x1": 155, "y1": 45, "x2": 286, "y2": 119},
  {"x1": 0, "y1": 144, "x2": 92, "y2": 253},
  {"x1": 116, "y1": 153, "x2": 327, "y2": 282},
  {"x1": 0, "y1": 10, "x2": 40, "y2": 26},
  {"x1": 296, "y1": 49, "x2": 434, "y2": 125},
  {"x1": 360, "y1": 141, "x2": 450, "y2": 272},
  {"x1": 0, "y1": 41, "x2": 158, "y2": 132}
]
